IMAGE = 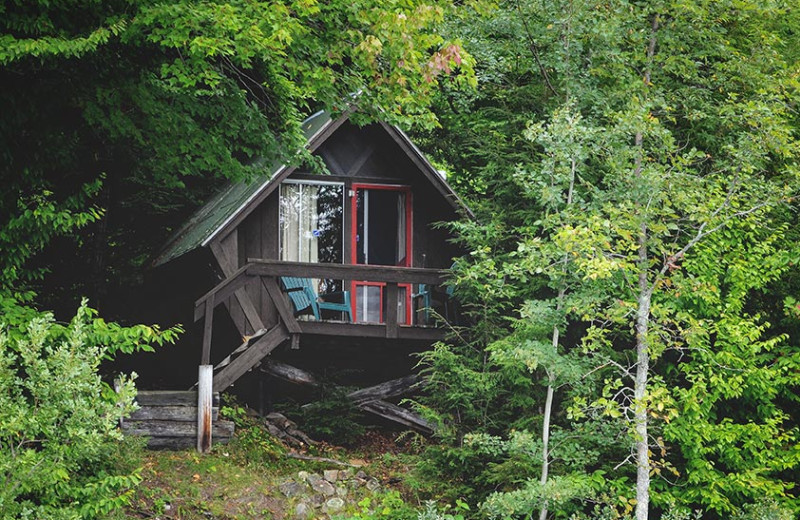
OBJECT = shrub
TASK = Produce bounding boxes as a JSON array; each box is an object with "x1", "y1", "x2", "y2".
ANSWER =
[{"x1": 0, "y1": 299, "x2": 168, "y2": 519}]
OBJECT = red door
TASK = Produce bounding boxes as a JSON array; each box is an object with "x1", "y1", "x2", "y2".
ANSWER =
[{"x1": 350, "y1": 184, "x2": 412, "y2": 324}]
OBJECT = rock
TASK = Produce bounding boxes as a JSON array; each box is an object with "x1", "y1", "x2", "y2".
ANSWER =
[
  {"x1": 295, "y1": 502, "x2": 311, "y2": 519},
  {"x1": 336, "y1": 485, "x2": 348, "y2": 498},
  {"x1": 307, "y1": 473, "x2": 322, "y2": 486},
  {"x1": 366, "y1": 478, "x2": 380, "y2": 492},
  {"x1": 309, "y1": 494, "x2": 325, "y2": 507},
  {"x1": 279, "y1": 481, "x2": 303, "y2": 498},
  {"x1": 323, "y1": 497, "x2": 345, "y2": 513},
  {"x1": 355, "y1": 470, "x2": 368, "y2": 480},
  {"x1": 297, "y1": 470, "x2": 310, "y2": 482},
  {"x1": 311, "y1": 478, "x2": 336, "y2": 496},
  {"x1": 323, "y1": 469, "x2": 339, "y2": 482},
  {"x1": 340, "y1": 468, "x2": 354, "y2": 479}
]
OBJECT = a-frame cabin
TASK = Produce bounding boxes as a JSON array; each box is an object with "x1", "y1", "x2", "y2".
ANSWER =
[{"x1": 150, "y1": 110, "x2": 468, "y2": 432}]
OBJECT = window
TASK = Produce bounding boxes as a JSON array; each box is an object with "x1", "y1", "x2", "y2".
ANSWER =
[{"x1": 279, "y1": 181, "x2": 344, "y2": 294}]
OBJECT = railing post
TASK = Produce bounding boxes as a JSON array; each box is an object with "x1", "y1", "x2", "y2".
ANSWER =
[
  {"x1": 197, "y1": 365, "x2": 213, "y2": 453},
  {"x1": 385, "y1": 282, "x2": 398, "y2": 338}
]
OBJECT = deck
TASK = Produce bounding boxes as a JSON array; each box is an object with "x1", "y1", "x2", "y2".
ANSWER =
[{"x1": 194, "y1": 259, "x2": 451, "y2": 393}]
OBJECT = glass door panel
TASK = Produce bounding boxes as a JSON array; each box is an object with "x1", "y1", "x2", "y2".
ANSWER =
[{"x1": 279, "y1": 181, "x2": 344, "y2": 295}]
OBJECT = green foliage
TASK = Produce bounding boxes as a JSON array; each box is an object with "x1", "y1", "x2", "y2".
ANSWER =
[
  {"x1": 284, "y1": 386, "x2": 366, "y2": 445},
  {"x1": 731, "y1": 499, "x2": 795, "y2": 520},
  {"x1": 338, "y1": 490, "x2": 420, "y2": 520},
  {"x1": 220, "y1": 401, "x2": 287, "y2": 465},
  {"x1": 0, "y1": 301, "x2": 151, "y2": 519},
  {"x1": 656, "y1": 221, "x2": 800, "y2": 514},
  {"x1": 416, "y1": 500, "x2": 470, "y2": 520},
  {"x1": 413, "y1": 0, "x2": 800, "y2": 517},
  {"x1": 0, "y1": 0, "x2": 476, "y2": 313}
]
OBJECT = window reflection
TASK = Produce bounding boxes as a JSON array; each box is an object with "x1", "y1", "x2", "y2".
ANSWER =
[{"x1": 279, "y1": 182, "x2": 344, "y2": 294}]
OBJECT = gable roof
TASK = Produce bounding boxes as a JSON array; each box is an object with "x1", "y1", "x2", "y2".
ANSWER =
[{"x1": 152, "y1": 110, "x2": 469, "y2": 267}]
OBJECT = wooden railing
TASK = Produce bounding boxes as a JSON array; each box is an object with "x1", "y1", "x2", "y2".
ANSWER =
[{"x1": 194, "y1": 259, "x2": 450, "y2": 365}]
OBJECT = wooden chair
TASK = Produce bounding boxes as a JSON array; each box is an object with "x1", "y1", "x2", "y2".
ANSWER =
[{"x1": 280, "y1": 276, "x2": 353, "y2": 322}]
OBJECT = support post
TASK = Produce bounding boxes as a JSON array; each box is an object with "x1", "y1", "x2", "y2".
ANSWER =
[
  {"x1": 201, "y1": 297, "x2": 214, "y2": 365},
  {"x1": 385, "y1": 282, "x2": 399, "y2": 338},
  {"x1": 197, "y1": 365, "x2": 213, "y2": 453}
]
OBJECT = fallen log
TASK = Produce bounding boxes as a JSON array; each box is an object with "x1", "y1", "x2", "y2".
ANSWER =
[
  {"x1": 260, "y1": 358, "x2": 319, "y2": 386},
  {"x1": 359, "y1": 400, "x2": 434, "y2": 434},
  {"x1": 346, "y1": 374, "x2": 423, "y2": 405},
  {"x1": 260, "y1": 359, "x2": 432, "y2": 433},
  {"x1": 264, "y1": 412, "x2": 317, "y2": 448}
]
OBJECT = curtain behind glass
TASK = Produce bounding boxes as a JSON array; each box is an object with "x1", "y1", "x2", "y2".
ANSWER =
[
  {"x1": 279, "y1": 183, "x2": 319, "y2": 263},
  {"x1": 279, "y1": 182, "x2": 344, "y2": 295}
]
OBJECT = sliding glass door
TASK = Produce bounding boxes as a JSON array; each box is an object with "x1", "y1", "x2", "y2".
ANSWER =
[{"x1": 351, "y1": 184, "x2": 412, "y2": 324}]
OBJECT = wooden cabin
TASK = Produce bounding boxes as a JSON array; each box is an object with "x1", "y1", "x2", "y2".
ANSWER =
[{"x1": 150, "y1": 110, "x2": 468, "y2": 432}]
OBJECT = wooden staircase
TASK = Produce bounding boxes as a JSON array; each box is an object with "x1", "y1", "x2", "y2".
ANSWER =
[
  {"x1": 122, "y1": 390, "x2": 234, "y2": 449},
  {"x1": 211, "y1": 324, "x2": 290, "y2": 392}
]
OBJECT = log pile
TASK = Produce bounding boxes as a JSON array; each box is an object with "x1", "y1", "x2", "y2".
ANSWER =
[
  {"x1": 263, "y1": 412, "x2": 317, "y2": 448},
  {"x1": 122, "y1": 390, "x2": 235, "y2": 449}
]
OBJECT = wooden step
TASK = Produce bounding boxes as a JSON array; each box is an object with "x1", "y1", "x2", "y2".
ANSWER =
[
  {"x1": 137, "y1": 390, "x2": 219, "y2": 407},
  {"x1": 123, "y1": 390, "x2": 233, "y2": 449},
  {"x1": 129, "y1": 405, "x2": 219, "y2": 422},
  {"x1": 122, "y1": 420, "x2": 234, "y2": 438}
]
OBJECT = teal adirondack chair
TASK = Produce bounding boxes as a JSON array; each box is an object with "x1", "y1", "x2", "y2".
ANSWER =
[
  {"x1": 412, "y1": 283, "x2": 456, "y2": 325},
  {"x1": 280, "y1": 276, "x2": 353, "y2": 322}
]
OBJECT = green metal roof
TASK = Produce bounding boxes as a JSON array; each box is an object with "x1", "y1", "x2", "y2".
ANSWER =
[{"x1": 152, "y1": 111, "x2": 333, "y2": 266}]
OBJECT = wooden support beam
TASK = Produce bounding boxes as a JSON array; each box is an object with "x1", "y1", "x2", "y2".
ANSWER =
[
  {"x1": 197, "y1": 365, "x2": 213, "y2": 453},
  {"x1": 209, "y1": 328, "x2": 269, "y2": 374},
  {"x1": 262, "y1": 277, "x2": 301, "y2": 333},
  {"x1": 297, "y1": 321, "x2": 446, "y2": 341},
  {"x1": 210, "y1": 240, "x2": 266, "y2": 333},
  {"x1": 213, "y1": 324, "x2": 290, "y2": 392},
  {"x1": 194, "y1": 266, "x2": 252, "y2": 321},
  {"x1": 201, "y1": 298, "x2": 214, "y2": 365}
]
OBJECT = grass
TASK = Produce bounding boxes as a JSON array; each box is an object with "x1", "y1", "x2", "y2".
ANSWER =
[
  {"x1": 105, "y1": 409, "x2": 430, "y2": 520},
  {"x1": 113, "y1": 448, "x2": 288, "y2": 519}
]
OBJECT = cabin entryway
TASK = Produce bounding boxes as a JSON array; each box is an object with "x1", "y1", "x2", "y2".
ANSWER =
[{"x1": 351, "y1": 184, "x2": 412, "y2": 324}]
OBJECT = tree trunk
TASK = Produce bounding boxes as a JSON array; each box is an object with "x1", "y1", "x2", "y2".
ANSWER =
[
  {"x1": 539, "y1": 157, "x2": 575, "y2": 520},
  {"x1": 632, "y1": 16, "x2": 659, "y2": 517},
  {"x1": 538, "y1": 372, "x2": 555, "y2": 520},
  {"x1": 634, "y1": 227, "x2": 652, "y2": 520}
]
